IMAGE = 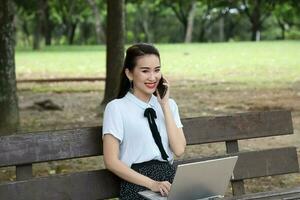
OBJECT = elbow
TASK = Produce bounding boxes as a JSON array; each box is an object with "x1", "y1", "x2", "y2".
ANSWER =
[
  {"x1": 104, "y1": 156, "x2": 117, "y2": 171},
  {"x1": 173, "y1": 144, "x2": 186, "y2": 157}
]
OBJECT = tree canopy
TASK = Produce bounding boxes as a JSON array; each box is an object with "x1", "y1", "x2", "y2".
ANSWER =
[{"x1": 12, "y1": 0, "x2": 300, "y2": 48}]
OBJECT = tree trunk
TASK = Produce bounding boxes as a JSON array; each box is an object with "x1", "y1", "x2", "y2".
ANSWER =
[
  {"x1": 199, "y1": 27, "x2": 206, "y2": 42},
  {"x1": 64, "y1": 0, "x2": 76, "y2": 45},
  {"x1": 22, "y1": 20, "x2": 31, "y2": 46},
  {"x1": 44, "y1": 0, "x2": 52, "y2": 46},
  {"x1": 281, "y1": 25, "x2": 285, "y2": 40},
  {"x1": 68, "y1": 22, "x2": 77, "y2": 45},
  {"x1": 102, "y1": 0, "x2": 125, "y2": 105},
  {"x1": 184, "y1": 1, "x2": 197, "y2": 43},
  {"x1": 243, "y1": 0, "x2": 264, "y2": 41},
  {"x1": 276, "y1": 17, "x2": 285, "y2": 40},
  {"x1": 219, "y1": 17, "x2": 224, "y2": 42},
  {"x1": 33, "y1": 0, "x2": 44, "y2": 50},
  {"x1": 0, "y1": 0, "x2": 19, "y2": 135},
  {"x1": 86, "y1": 0, "x2": 106, "y2": 44},
  {"x1": 136, "y1": 2, "x2": 153, "y2": 43},
  {"x1": 142, "y1": 19, "x2": 153, "y2": 43},
  {"x1": 251, "y1": 24, "x2": 260, "y2": 41}
]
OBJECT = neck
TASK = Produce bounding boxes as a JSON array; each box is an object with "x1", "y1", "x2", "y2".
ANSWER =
[{"x1": 132, "y1": 90, "x2": 151, "y2": 103}]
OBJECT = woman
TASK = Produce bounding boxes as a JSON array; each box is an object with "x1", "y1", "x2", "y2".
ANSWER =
[{"x1": 102, "y1": 43, "x2": 186, "y2": 199}]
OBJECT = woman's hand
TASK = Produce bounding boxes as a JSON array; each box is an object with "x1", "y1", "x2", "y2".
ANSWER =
[
  {"x1": 156, "y1": 77, "x2": 170, "y2": 106},
  {"x1": 149, "y1": 180, "x2": 171, "y2": 197}
]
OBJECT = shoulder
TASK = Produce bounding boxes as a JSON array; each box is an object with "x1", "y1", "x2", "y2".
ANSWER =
[{"x1": 104, "y1": 98, "x2": 127, "y2": 113}]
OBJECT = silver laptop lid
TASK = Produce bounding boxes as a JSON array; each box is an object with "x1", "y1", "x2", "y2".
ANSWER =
[{"x1": 168, "y1": 156, "x2": 238, "y2": 200}]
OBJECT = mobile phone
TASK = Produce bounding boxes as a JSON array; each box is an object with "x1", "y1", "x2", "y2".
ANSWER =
[{"x1": 156, "y1": 76, "x2": 168, "y2": 99}]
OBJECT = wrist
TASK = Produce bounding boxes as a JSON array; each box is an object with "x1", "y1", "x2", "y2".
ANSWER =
[
  {"x1": 161, "y1": 101, "x2": 170, "y2": 111},
  {"x1": 146, "y1": 178, "x2": 156, "y2": 190}
]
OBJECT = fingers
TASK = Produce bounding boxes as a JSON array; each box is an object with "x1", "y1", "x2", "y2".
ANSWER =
[
  {"x1": 150, "y1": 180, "x2": 172, "y2": 196},
  {"x1": 162, "y1": 82, "x2": 169, "y2": 88},
  {"x1": 158, "y1": 181, "x2": 171, "y2": 196},
  {"x1": 155, "y1": 89, "x2": 161, "y2": 99},
  {"x1": 162, "y1": 77, "x2": 169, "y2": 84}
]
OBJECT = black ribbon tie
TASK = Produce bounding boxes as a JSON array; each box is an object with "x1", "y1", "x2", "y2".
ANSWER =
[{"x1": 144, "y1": 107, "x2": 169, "y2": 161}]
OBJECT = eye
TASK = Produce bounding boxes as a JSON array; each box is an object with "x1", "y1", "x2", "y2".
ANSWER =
[
  {"x1": 142, "y1": 70, "x2": 149, "y2": 73},
  {"x1": 155, "y1": 68, "x2": 161, "y2": 72}
]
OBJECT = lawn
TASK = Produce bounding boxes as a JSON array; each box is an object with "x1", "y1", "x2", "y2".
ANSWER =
[{"x1": 16, "y1": 41, "x2": 300, "y2": 89}]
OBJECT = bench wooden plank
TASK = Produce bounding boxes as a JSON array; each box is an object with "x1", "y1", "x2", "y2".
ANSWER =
[
  {"x1": 232, "y1": 147, "x2": 299, "y2": 180},
  {"x1": 224, "y1": 186, "x2": 300, "y2": 199},
  {"x1": 174, "y1": 147, "x2": 299, "y2": 180},
  {"x1": 0, "y1": 147, "x2": 298, "y2": 200},
  {"x1": 183, "y1": 110, "x2": 293, "y2": 145},
  {"x1": 0, "y1": 147, "x2": 299, "y2": 200},
  {"x1": 0, "y1": 127, "x2": 102, "y2": 167},
  {"x1": 0, "y1": 170, "x2": 120, "y2": 200},
  {"x1": 0, "y1": 110, "x2": 293, "y2": 167}
]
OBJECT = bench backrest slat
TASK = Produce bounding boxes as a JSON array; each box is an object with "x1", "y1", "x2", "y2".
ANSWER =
[
  {"x1": 233, "y1": 147, "x2": 299, "y2": 180},
  {"x1": 174, "y1": 147, "x2": 299, "y2": 180},
  {"x1": 0, "y1": 170, "x2": 120, "y2": 200},
  {"x1": 0, "y1": 127, "x2": 102, "y2": 167},
  {"x1": 183, "y1": 110, "x2": 293, "y2": 145},
  {"x1": 0, "y1": 147, "x2": 298, "y2": 200},
  {"x1": 0, "y1": 110, "x2": 293, "y2": 167}
]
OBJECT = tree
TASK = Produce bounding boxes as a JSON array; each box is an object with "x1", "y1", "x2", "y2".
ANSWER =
[
  {"x1": 102, "y1": 0, "x2": 125, "y2": 105},
  {"x1": 273, "y1": 1, "x2": 300, "y2": 40},
  {"x1": 0, "y1": 0, "x2": 19, "y2": 134},
  {"x1": 44, "y1": 0, "x2": 53, "y2": 46},
  {"x1": 161, "y1": 0, "x2": 198, "y2": 43},
  {"x1": 240, "y1": 0, "x2": 275, "y2": 41},
  {"x1": 86, "y1": 0, "x2": 106, "y2": 44},
  {"x1": 33, "y1": 0, "x2": 45, "y2": 50},
  {"x1": 196, "y1": 0, "x2": 232, "y2": 42},
  {"x1": 184, "y1": 0, "x2": 197, "y2": 43}
]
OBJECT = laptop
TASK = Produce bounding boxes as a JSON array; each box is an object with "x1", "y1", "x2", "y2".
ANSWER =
[{"x1": 138, "y1": 156, "x2": 238, "y2": 200}]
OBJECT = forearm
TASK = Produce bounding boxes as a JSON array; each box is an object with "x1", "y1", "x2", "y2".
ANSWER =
[
  {"x1": 105, "y1": 158, "x2": 154, "y2": 189},
  {"x1": 162, "y1": 102, "x2": 186, "y2": 156}
]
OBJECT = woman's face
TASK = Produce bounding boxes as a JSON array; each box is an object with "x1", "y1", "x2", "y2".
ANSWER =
[{"x1": 126, "y1": 54, "x2": 161, "y2": 101}]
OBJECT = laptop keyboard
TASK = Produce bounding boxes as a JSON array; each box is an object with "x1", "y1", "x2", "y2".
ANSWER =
[
  {"x1": 139, "y1": 190, "x2": 167, "y2": 200},
  {"x1": 139, "y1": 190, "x2": 224, "y2": 200}
]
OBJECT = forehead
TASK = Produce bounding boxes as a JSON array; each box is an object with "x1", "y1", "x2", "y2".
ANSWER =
[{"x1": 135, "y1": 54, "x2": 160, "y2": 68}]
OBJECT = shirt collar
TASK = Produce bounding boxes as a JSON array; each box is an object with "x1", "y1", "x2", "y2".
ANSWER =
[{"x1": 125, "y1": 92, "x2": 157, "y2": 109}]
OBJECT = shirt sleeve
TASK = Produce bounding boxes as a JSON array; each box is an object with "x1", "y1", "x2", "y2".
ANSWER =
[
  {"x1": 102, "y1": 101, "x2": 124, "y2": 142},
  {"x1": 169, "y1": 99, "x2": 183, "y2": 128}
]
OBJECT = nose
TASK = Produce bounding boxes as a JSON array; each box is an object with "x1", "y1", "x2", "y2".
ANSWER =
[{"x1": 148, "y1": 72, "x2": 157, "y2": 81}]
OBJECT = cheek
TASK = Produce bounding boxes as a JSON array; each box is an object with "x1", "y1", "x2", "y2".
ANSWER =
[
  {"x1": 136, "y1": 72, "x2": 147, "y2": 80},
  {"x1": 158, "y1": 73, "x2": 162, "y2": 79},
  {"x1": 133, "y1": 73, "x2": 145, "y2": 84}
]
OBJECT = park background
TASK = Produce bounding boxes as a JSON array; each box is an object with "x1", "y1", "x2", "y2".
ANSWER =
[{"x1": 1, "y1": 0, "x2": 300, "y2": 196}]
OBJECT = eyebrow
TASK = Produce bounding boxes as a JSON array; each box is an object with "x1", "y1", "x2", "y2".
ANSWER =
[{"x1": 139, "y1": 66, "x2": 161, "y2": 70}]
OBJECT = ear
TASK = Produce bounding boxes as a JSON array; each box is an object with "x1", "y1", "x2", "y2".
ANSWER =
[{"x1": 125, "y1": 68, "x2": 133, "y2": 81}]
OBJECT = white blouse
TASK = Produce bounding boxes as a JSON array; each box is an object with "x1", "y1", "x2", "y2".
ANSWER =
[{"x1": 102, "y1": 92, "x2": 183, "y2": 167}]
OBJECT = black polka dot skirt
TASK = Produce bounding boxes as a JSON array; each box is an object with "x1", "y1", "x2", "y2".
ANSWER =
[{"x1": 119, "y1": 160, "x2": 176, "y2": 200}]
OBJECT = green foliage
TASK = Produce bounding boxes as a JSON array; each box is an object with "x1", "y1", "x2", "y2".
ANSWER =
[
  {"x1": 286, "y1": 28, "x2": 300, "y2": 40},
  {"x1": 13, "y1": 0, "x2": 300, "y2": 46}
]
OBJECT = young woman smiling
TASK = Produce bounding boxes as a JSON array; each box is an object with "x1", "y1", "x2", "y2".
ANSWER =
[{"x1": 102, "y1": 43, "x2": 186, "y2": 199}]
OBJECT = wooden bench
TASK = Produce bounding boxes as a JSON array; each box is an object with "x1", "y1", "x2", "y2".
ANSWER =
[{"x1": 0, "y1": 110, "x2": 299, "y2": 200}]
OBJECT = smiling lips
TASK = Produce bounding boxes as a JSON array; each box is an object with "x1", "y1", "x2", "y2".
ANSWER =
[{"x1": 145, "y1": 82, "x2": 156, "y2": 89}]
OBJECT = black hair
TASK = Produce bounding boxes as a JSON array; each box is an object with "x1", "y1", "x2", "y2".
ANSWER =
[{"x1": 117, "y1": 43, "x2": 160, "y2": 98}]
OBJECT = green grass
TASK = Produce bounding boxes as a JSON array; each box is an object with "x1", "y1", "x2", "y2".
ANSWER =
[{"x1": 16, "y1": 41, "x2": 300, "y2": 88}]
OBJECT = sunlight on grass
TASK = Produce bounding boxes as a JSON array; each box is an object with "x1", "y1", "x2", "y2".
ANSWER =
[{"x1": 16, "y1": 41, "x2": 300, "y2": 88}]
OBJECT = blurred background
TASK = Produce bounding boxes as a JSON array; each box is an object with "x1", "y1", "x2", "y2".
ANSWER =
[
  {"x1": 13, "y1": 0, "x2": 300, "y2": 46},
  {"x1": 0, "y1": 0, "x2": 300, "y2": 194}
]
